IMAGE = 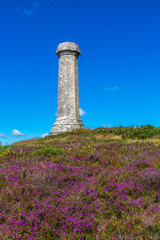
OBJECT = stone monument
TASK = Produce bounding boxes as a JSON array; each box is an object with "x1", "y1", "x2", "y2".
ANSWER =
[{"x1": 50, "y1": 42, "x2": 84, "y2": 135}]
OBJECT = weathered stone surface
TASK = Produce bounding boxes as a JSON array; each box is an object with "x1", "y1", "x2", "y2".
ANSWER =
[{"x1": 50, "y1": 42, "x2": 84, "y2": 135}]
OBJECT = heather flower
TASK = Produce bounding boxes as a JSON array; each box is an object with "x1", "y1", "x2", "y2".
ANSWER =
[{"x1": 0, "y1": 131, "x2": 160, "y2": 239}]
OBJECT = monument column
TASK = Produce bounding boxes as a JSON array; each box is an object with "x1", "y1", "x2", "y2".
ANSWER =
[{"x1": 50, "y1": 42, "x2": 84, "y2": 134}]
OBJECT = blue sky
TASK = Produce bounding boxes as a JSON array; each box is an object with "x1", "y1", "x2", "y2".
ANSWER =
[{"x1": 0, "y1": 0, "x2": 160, "y2": 145}]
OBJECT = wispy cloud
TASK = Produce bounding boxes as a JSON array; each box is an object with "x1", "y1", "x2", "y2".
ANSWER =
[
  {"x1": 40, "y1": 111, "x2": 44, "y2": 114},
  {"x1": 33, "y1": 0, "x2": 40, "y2": 9},
  {"x1": 12, "y1": 129, "x2": 25, "y2": 137},
  {"x1": 16, "y1": 0, "x2": 40, "y2": 17},
  {"x1": 41, "y1": 133, "x2": 48, "y2": 138},
  {"x1": 23, "y1": 9, "x2": 34, "y2": 17},
  {"x1": 105, "y1": 86, "x2": 119, "y2": 92},
  {"x1": 0, "y1": 134, "x2": 9, "y2": 138},
  {"x1": 79, "y1": 108, "x2": 86, "y2": 116},
  {"x1": 2, "y1": 0, "x2": 55, "y2": 16}
]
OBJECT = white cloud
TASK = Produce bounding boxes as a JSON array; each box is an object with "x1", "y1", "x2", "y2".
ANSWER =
[
  {"x1": 105, "y1": 86, "x2": 119, "y2": 92},
  {"x1": 0, "y1": 134, "x2": 9, "y2": 138},
  {"x1": 12, "y1": 129, "x2": 25, "y2": 137},
  {"x1": 79, "y1": 108, "x2": 86, "y2": 116},
  {"x1": 41, "y1": 133, "x2": 48, "y2": 138},
  {"x1": 40, "y1": 111, "x2": 44, "y2": 114},
  {"x1": 102, "y1": 124, "x2": 112, "y2": 128},
  {"x1": 55, "y1": 109, "x2": 86, "y2": 117}
]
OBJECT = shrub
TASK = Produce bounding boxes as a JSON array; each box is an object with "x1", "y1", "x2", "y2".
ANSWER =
[
  {"x1": 31, "y1": 147, "x2": 64, "y2": 157},
  {"x1": 138, "y1": 169, "x2": 160, "y2": 191}
]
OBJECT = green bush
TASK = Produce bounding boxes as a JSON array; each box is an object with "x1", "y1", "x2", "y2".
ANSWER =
[
  {"x1": 92, "y1": 125, "x2": 160, "y2": 140},
  {"x1": 0, "y1": 146, "x2": 10, "y2": 153},
  {"x1": 31, "y1": 147, "x2": 64, "y2": 157}
]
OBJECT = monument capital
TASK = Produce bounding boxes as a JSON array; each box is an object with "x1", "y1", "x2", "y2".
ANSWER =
[{"x1": 56, "y1": 42, "x2": 81, "y2": 57}]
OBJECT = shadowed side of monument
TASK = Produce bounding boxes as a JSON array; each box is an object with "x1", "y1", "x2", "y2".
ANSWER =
[{"x1": 50, "y1": 42, "x2": 84, "y2": 135}]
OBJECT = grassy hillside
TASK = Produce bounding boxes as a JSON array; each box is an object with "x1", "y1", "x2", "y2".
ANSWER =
[{"x1": 0, "y1": 126, "x2": 160, "y2": 239}]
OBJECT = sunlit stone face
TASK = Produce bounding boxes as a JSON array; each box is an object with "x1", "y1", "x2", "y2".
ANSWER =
[{"x1": 50, "y1": 42, "x2": 84, "y2": 135}]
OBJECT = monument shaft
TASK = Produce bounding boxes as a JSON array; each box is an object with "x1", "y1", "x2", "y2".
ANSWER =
[{"x1": 50, "y1": 42, "x2": 84, "y2": 134}]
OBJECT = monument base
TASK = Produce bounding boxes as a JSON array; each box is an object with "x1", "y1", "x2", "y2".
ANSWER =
[{"x1": 50, "y1": 117, "x2": 84, "y2": 135}]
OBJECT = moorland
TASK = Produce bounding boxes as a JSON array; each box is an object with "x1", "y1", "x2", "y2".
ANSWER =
[{"x1": 0, "y1": 125, "x2": 160, "y2": 239}]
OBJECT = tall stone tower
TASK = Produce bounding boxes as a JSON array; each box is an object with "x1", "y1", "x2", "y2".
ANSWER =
[{"x1": 50, "y1": 42, "x2": 84, "y2": 135}]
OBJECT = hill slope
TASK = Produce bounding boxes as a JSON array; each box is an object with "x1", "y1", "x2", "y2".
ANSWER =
[{"x1": 0, "y1": 126, "x2": 160, "y2": 239}]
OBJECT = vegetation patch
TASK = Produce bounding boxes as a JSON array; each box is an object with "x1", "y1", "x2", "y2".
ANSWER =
[
  {"x1": 0, "y1": 126, "x2": 160, "y2": 239},
  {"x1": 30, "y1": 147, "x2": 64, "y2": 157}
]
